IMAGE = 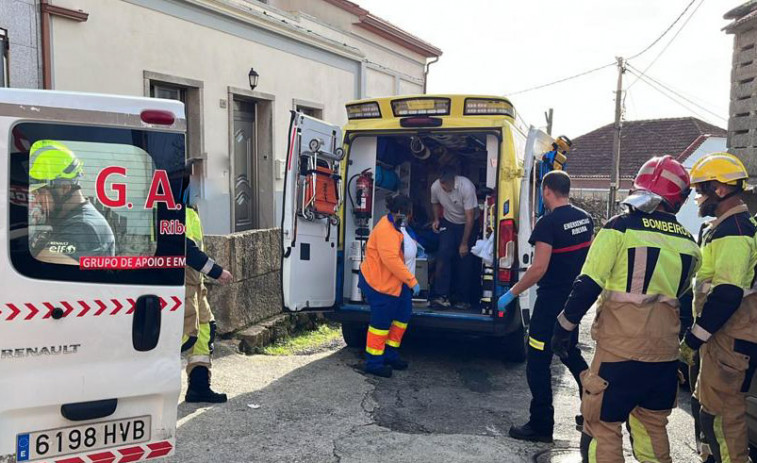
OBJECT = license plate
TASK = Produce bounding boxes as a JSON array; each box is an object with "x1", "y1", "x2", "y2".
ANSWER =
[{"x1": 16, "y1": 416, "x2": 151, "y2": 462}]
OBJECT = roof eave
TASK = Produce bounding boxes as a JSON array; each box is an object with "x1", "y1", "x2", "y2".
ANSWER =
[{"x1": 354, "y1": 14, "x2": 442, "y2": 58}]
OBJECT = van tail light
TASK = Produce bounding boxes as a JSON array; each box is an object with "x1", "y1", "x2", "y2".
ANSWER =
[
  {"x1": 141, "y1": 110, "x2": 175, "y2": 125},
  {"x1": 498, "y1": 219, "x2": 517, "y2": 283}
]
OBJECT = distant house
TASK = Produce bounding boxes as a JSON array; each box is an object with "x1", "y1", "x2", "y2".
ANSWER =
[
  {"x1": 567, "y1": 117, "x2": 726, "y2": 232},
  {"x1": 724, "y1": 1, "x2": 757, "y2": 176}
]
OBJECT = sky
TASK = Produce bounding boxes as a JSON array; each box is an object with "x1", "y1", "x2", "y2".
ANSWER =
[{"x1": 356, "y1": 0, "x2": 737, "y2": 138}]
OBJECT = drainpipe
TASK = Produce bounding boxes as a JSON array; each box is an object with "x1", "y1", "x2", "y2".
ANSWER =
[
  {"x1": 40, "y1": 0, "x2": 89, "y2": 89},
  {"x1": 423, "y1": 56, "x2": 439, "y2": 94}
]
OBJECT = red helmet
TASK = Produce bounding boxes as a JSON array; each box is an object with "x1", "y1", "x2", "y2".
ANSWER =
[{"x1": 625, "y1": 155, "x2": 690, "y2": 213}]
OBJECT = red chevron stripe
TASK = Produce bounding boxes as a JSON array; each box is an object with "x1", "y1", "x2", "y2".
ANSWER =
[
  {"x1": 117, "y1": 445, "x2": 144, "y2": 463},
  {"x1": 171, "y1": 296, "x2": 182, "y2": 311},
  {"x1": 43, "y1": 302, "x2": 56, "y2": 319},
  {"x1": 126, "y1": 298, "x2": 136, "y2": 315},
  {"x1": 24, "y1": 303, "x2": 39, "y2": 320},
  {"x1": 87, "y1": 450, "x2": 116, "y2": 463},
  {"x1": 6, "y1": 304, "x2": 20, "y2": 321},
  {"x1": 146, "y1": 441, "x2": 173, "y2": 458},
  {"x1": 159, "y1": 297, "x2": 168, "y2": 310},
  {"x1": 110, "y1": 299, "x2": 124, "y2": 315},
  {"x1": 77, "y1": 300, "x2": 92, "y2": 317},
  {"x1": 60, "y1": 301, "x2": 75, "y2": 318},
  {"x1": 94, "y1": 299, "x2": 108, "y2": 316}
]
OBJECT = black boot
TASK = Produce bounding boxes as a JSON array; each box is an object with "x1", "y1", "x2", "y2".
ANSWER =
[
  {"x1": 386, "y1": 357, "x2": 409, "y2": 370},
  {"x1": 508, "y1": 422, "x2": 553, "y2": 443},
  {"x1": 365, "y1": 364, "x2": 393, "y2": 378},
  {"x1": 186, "y1": 366, "x2": 227, "y2": 403}
]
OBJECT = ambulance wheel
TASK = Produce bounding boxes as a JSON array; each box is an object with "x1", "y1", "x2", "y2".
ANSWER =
[
  {"x1": 498, "y1": 325, "x2": 527, "y2": 363},
  {"x1": 341, "y1": 322, "x2": 366, "y2": 349}
]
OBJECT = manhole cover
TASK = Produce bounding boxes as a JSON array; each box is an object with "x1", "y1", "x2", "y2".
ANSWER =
[{"x1": 533, "y1": 448, "x2": 582, "y2": 463}]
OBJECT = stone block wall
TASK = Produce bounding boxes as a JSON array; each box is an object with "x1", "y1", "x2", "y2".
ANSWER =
[
  {"x1": 728, "y1": 16, "x2": 757, "y2": 174},
  {"x1": 0, "y1": 0, "x2": 42, "y2": 88},
  {"x1": 204, "y1": 229, "x2": 282, "y2": 335}
]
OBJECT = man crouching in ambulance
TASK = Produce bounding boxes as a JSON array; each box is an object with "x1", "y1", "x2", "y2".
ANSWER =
[{"x1": 182, "y1": 167, "x2": 234, "y2": 403}]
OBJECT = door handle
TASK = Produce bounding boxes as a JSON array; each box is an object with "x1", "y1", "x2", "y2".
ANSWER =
[
  {"x1": 61, "y1": 399, "x2": 117, "y2": 421},
  {"x1": 132, "y1": 295, "x2": 161, "y2": 352}
]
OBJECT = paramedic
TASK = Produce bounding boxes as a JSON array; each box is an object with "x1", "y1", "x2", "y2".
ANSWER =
[
  {"x1": 359, "y1": 194, "x2": 420, "y2": 378},
  {"x1": 551, "y1": 155, "x2": 700, "y2": 463},
  {"x1": 28, "y1": 140, "x2": 115, "y2": 264},
  {"x1": 430, "y1": 166, "x2": 478, "y2": 309},
  {"x1": 502, "y1": 170, "x2": 592, "y2": 443},
  {"x1": 679, "y1": 153, "x2": 757, "y2": 463},
  {"x1": 182, "y1": 173, "x2": 234, "y2": 403}
]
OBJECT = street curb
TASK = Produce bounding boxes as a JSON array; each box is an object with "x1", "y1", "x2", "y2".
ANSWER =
[{"x1": 233, "y1": 312, "x2": 327, "y2": 355}]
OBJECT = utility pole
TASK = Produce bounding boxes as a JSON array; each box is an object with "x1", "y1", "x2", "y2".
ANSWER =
[
  {"x1": 544, "y1": 108, "x2": 554, "y2": 135},
  {"x1": 607, "y1": 56, "x2": 625, "y2": 218}
]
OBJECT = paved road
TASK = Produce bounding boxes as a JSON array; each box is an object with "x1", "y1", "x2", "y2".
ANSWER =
[{"x1": 168, "y1": 317, "x2": 699, "y2": 463}]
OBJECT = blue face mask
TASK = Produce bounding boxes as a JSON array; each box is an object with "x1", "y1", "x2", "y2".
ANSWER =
[{"x1": 182, "y1": 184, "x2": 198, "y2": 207}]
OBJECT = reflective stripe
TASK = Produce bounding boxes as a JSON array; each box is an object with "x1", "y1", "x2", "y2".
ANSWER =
[
  {"x1": 661, "y1": 169, "x2": 688, "y2": 190},
  {"x1": 697, "y1": 280, "x2": 712, "y2": 295},
  {"x1": 368, "y1": 326, "x2": 390, "y2": 336},
  {"x1": 366, "y1": 325, "x2": 389, "y2": 356},
  {"x1": 628, "y1": 414, "x2": 660, "y2": 462},
  {"x1": 588, "y1": 437, "x2": 598, "y2": 463},
  {"x1": 188, "y1": 355, "x2": 211, "y2": 365},
  {"x1": 528, "y1": 336, "x2": 545, "y2": 351},
  {"x1": 366, "y1": 346, "x2": 385, "y2": 356},
  {"x1": 691, "y1": 323, "x2": 712, "y2": 342},
  {"x1": 387, "y1": 321, "x2": 408, "y2": 348},
  {"x1": 200, "y1": 258, "x2": 215, "y2": 275},
  {"x1": 552, "y1": 240, "x2": 592, "y2": 254},
  {"x1": 606, "y1": 291, "x2": 679, "y2": 307},
  {"x1": 630, "y1": 247, "x2": 648, "y2": 294},
  {"x1": 557, "y1": 312, "x2": 577, "y2": 331},
  {"x1": 714, "y1": 415, "x2": 732, "y2": 463}
]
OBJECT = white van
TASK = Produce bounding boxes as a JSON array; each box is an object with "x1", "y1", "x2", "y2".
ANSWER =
[
  {"x1": 281, "y1": 95, "x2": 553, "y2": 362},
  {"x1": 0, "y1": 89, "x2": 186, "y2": 463}
]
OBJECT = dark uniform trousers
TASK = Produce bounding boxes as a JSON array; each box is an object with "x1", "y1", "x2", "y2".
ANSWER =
[{"x1": 527, "y1": 287, "x2": 588, "y2": 433}]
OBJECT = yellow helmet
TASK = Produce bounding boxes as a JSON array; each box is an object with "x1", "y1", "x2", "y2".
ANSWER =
[
  {"x1": 28, "y1": 140, "x2": 83, "y2": 192},
  {"x1": 689, "y1": 152, "x2": 748, "y2": 188}
]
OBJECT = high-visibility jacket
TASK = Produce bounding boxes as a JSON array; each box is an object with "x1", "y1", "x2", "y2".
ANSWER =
[
  {"x1": 691, "y1": 204, "x2": 757, "y2": 345},
  {"x1": 361, "y1": 215, "x2": 418, "y2": 297},
  {"x1": 558, "y1": 210, "x2": 701, "y2": 361},
  {"x1": 186, "y1": 208, "x2": 208, "y2": 286}
]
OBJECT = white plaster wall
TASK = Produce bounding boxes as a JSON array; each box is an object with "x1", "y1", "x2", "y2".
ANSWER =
[
  {"x1": 51, "y1": 0, "x2": 356, "y2": 233},
  {"x1": 365, "y1": 67, "x2": 395, "y2": 98},
  {"x1": 399, "y1": 78, "x2": 423, "y2": 95},
  {"x1": 677, "y1": 137, "x2": 727, "y2": 235}
]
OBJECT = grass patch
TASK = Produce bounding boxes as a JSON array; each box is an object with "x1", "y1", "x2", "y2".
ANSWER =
[{"x1": 262, "y1": 323, "x2": 344, "y2": 356}]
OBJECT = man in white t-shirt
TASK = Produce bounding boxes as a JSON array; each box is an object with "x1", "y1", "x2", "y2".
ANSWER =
[{"x1": 430, "y1": 166, "x2": 478, "y2": 309}]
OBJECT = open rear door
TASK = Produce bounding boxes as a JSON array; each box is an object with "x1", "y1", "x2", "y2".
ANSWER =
[
  {"x1": 517, "y1": 127, "x2": 554, "y2": 319},
  {"x1": 281, "y1": 112, "x2": 343, "y2": 311}
]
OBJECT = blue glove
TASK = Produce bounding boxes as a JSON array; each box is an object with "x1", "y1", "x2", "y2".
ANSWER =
[
  {"x1": 497, "y1": 290, "x2": 516, "y2": 311},
  {"x1": 412, "y1": 284, "x2": 421, "y2": 296}
]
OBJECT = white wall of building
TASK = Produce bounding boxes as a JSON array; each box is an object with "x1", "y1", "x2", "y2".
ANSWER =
[
  {"x1": 676, "y1": 137, "x2": 727, "y2": 235},
  {"x1": 49, "y1": 0, "x2": 434, "y2": 233}
]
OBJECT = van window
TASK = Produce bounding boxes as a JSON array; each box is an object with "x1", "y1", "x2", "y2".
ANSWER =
[{"x1": 9, "y1": 122, "x2": 186, "y2": 285}]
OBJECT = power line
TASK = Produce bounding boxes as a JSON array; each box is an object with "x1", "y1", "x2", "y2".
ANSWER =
[
  {"x1": 626, "y1": 67, "x2": 726, "y2": 124},
  {"x1": 626, "y1": 64, "x2": 727, "y2": 122},
  {"x1": 627, "y1": 0, "x2": 705, "y2": 90},
  {"x1": 507, "y1": 62, "x2": 615, "y2": 96},
  {"x1": 628, "y1": 62, "x2": 721, "y2": 110},
  {"x1": 628, "y1": 0, "x2": 697, "y2": 60}
]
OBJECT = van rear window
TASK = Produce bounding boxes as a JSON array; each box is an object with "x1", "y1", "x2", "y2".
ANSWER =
[{"x1": 9, "y1": 122, "x2": 185, "y2": 285}]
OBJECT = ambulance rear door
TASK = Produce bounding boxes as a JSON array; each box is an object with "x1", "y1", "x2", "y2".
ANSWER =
[
  {"x1": 517, "y1": 127, "x2": 554, "y2": 319},
  {"x1": 0, "y1": 89, "x2": 186, "y2": 463},
  {"x1": 281, "y1": 112, "x2": 343, "y2": 311}
]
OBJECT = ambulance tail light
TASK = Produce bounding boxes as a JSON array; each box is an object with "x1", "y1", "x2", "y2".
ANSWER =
[
  {"x1": 141, "y1": 110, "x2": 175, "y2": 125},
  {"x1": 498, "y1": 219, "x2": 516, "y2": 283}
]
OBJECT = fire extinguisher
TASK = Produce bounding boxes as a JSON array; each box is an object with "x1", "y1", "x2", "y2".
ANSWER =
[{"x1": 353, "y1": 169, "x2": 373, "y2": 218}]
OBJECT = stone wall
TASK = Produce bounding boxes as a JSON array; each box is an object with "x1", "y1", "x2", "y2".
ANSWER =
[
  {"x1": 0, "y1": 0, "x2": 42, "y2": 88},
  {"x1": 727, "y1": 14, "x2": 757, "y2": 175},
  {"x1": 204, "y1": 229, "x2": 282, "y2": 335}
]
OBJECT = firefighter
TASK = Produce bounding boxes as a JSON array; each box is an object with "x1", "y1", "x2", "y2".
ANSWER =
[
  {"x1": 182, "y1": 171, "x2": 233, "y2": 403},
  {"x1": 359, "y1": 194, "x2": 420, "y2": 378},
  {"x1": 28, "y1": 140, "x2": 115, "y2": 263},
  {"x1": 504, "y1": 170, "x2": 592, "y2": 443},
  {"x1": 551, "y1": 155, "x2": 700, "y2": 463},
  {"x1": 679, "y1": 152, "x2": 757, "y2": 463}
]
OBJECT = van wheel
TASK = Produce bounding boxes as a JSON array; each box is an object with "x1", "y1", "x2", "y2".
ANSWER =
[
  {"x1": 341, "y1": 322, "x2": 366, "y2": 349},
  {"x1": 497, "y1": 324, "x2": 527, "y2": 363}
]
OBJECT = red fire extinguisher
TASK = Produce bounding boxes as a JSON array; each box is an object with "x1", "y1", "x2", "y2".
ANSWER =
[{"x1": 354, "y1": 169, "x2": 373, "y2": 218}]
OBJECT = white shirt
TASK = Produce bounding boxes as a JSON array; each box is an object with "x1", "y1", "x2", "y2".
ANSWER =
[
  {"x1": 401, "y1": 227, "x2": 417, "y2": 276},
  {"x1": 430, "y1": 175, "x2": 478, "y2": 225}
]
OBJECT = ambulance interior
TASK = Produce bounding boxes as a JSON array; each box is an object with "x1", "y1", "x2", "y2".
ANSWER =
[{"x1": 344, "y1": 132, "x2": 499, "y2": 315}]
